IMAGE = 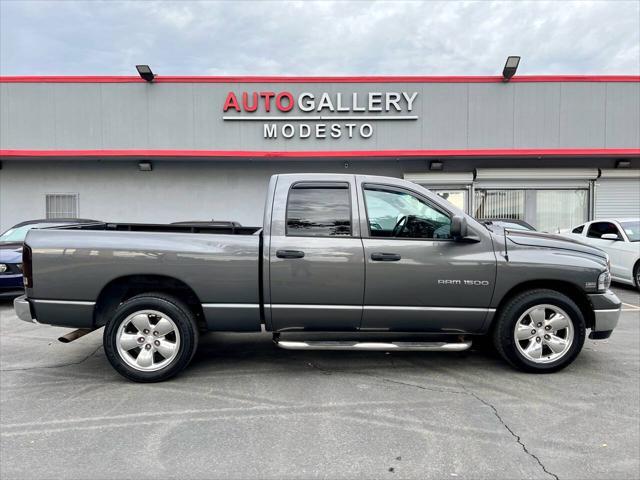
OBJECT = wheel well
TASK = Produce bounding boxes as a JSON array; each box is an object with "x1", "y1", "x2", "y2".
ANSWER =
[
  {"x1": 93, "y1": 275, "x2": 205, "y2": 329},
  {"x1": 492, "y1": 280, "x2": 595, "y2": 330}
]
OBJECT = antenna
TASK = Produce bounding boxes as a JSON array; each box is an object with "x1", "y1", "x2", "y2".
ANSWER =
[{"x1": 503, "y1": 227, "x2": 510, "y2": 261}]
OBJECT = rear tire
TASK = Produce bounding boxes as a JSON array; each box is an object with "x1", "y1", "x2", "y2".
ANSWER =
[
  {"x1": 104, "y1": 293, "x2": 199, "y2": 382},
  {"x1": 492, "y1": 289, "x2": 586, "y2": 373}
]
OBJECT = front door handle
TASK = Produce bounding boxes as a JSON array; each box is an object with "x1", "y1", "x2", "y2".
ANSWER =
[
  {"x1": 276, "y1": 250, "x2": 305, "y2": 259},
  {"x1": 371, "y1": 252, "x2": 401, "y2": 262}
]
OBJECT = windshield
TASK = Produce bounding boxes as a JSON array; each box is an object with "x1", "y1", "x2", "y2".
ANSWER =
[
  {"x1": 620, "y1": 221, "x2": 640, "y2": 242},
  {"x1": 0, "y1": 225, "x2": 34, "y2": 243}
]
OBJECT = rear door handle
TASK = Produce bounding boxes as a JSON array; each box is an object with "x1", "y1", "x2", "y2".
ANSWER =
[
  {"x1": 371, "y1": 252, "x2": 401, "y2": 262},
  {"x1": 276, "y1": 250, "x2": 305, "y2": 259}
]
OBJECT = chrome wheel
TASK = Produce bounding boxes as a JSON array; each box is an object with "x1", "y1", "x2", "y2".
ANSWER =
[
  {"x1": 514, "y1": 304, "x2": 574, "y2": 364},
  {"x1": 116, "y1": 310, "x2": 181, "y2": 372}
]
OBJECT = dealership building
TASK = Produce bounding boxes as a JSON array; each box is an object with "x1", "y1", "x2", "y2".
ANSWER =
[{"x1": 0, "y1": 74, "x2": 639, "y2": 233}]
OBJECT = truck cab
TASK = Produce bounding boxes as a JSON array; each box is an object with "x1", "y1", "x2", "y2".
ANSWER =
[{"x1": 264, "y1": 174, "x2": 496, "y2": 333}]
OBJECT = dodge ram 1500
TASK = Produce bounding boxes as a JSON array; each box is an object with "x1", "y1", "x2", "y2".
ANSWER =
[{"x1": 14, "y1": 174, "x2": 621, "y2": 382}]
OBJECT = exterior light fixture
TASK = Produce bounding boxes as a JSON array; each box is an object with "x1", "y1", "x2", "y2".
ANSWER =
[
  {"x1": 502, "y1": 56, "x2": 520, "y2": 82},
  {"x1": 136, "y1": 65, "x2": 155, "y2": 82},
  {"x1": 138, "y1": 161, "x2": 153, "y2": 171},
  {"x1": 430, "y1": 161, "x2": 444, "y2": 171},
  {"x1": 616, "y1": 160, "x2": 631, "y2": 168}
]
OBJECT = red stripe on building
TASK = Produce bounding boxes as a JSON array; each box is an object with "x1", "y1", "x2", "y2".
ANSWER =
[{"x1": 1, "y1": 148, "x2": 639, "y2": 159}]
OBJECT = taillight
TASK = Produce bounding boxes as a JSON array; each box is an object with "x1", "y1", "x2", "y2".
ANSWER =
[{"x1": 22, "y1": 244, "x2": 33, "y2": 288}]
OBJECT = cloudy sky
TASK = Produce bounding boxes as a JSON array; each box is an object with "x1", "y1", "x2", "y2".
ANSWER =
[{"x1": 1, "y1": 0, "x2": 638, "y2": 76}]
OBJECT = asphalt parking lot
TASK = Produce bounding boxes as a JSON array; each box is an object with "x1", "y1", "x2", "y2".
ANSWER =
[{"x1": 1, "y1": 287, "x2": 638, "y2": 480}]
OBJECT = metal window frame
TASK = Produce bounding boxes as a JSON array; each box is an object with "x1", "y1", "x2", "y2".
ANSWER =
[{"x1": 45, "y1": 192, "x2": 79, "y2": 219}]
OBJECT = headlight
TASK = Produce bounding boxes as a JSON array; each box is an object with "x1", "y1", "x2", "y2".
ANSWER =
[
  {"x1": 597, "y1": 270, "x2": 611, "y2": 292},
  {"x1": 0, "y1": 263, "x2": 7, "y2": 273}
]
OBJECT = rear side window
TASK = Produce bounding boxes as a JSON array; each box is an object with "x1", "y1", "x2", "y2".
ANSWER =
[
  {"x1": 572, "y1": 225, "x2": 584, "y2": 234},
  {"x1": 286, "y1": 184, "x2": 351, "y2": 237},
  {"x1": 587, "y1": 222, "x2": 620, "y2": 239}
]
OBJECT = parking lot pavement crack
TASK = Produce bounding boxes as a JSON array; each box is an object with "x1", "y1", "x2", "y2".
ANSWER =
[
  {"x1": 462, "y1": 386, "x2": 560, "y2": 480},
  {"x1": 372, "y1": 375, "x2": 468, "y2": 396},
  {"x1": 0, "y1": 345, "x2": 103, "y2": 372},
  {"x1": 357, "y1": 371, "x2": 560, "y2": 480}
]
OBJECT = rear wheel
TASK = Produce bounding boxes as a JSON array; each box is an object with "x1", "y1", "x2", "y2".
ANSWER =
[
  {"x1": 104, "y1": 293, "x2": 199, "y2": 382},
  {"x1": 493, "y1": 289, "x2": 586, "y2": 373}
]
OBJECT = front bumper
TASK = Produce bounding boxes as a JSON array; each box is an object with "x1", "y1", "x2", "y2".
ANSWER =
[
  {"x1": 0, "y1": 273, "x2": 25, "y2": 298},
  {"x1": 588, "y1": 290, "x2": 621, "y2": 339},
  {"x1": 14, "y1": 295, "x2": 36, "y2": 323}
]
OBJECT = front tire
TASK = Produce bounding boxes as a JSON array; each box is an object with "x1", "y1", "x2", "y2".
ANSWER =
[
  {"x1": 634, "y1": 262, "x2": 640, "y2": 292},
  {"x1": 104, "y1": 293, "x2": 199, "y2": 382},
  {"x1": 493, "y1": 289, "x2": 586, "y2": 373}
]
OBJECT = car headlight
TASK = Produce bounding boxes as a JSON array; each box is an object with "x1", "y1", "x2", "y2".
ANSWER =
[
  {"x1": 597, "y1": 270, "x2": 611, "y2": 292},
  {"x1": 0, "y1": 263, "x2": 7, "y2": 273}
]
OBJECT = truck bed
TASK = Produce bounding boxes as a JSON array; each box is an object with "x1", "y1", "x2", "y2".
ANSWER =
[{"x1": 24, "y1": 226, "x2": 262, "y2": 330}]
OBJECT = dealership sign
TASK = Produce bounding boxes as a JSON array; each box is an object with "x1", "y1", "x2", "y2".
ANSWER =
[{"x1": 222, "y1": 91, "x2": 419, "y2": 139}]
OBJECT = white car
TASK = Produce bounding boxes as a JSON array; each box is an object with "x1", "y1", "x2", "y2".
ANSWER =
[{"x1": 566, "y1": 218, "x2": 640, "y2": 290}]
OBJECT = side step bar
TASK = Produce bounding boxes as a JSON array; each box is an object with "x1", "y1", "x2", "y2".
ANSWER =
[{"x1": 275, "y1": 340, "x2": 472, "y2": 352}]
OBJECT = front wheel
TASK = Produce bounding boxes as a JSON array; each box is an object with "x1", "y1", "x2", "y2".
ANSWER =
[
  {"x1": 104, "y1": 293, "x2": 199, "y2": 382},
  {"x1": 492, "y1": 289, "x2": 586, "y2": 373},
  {"x1": 634, "y1": 262, "x2": 640, "y2": 292}
]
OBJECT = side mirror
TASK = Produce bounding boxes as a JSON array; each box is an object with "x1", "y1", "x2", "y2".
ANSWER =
[
  {"x1": 600, "y1": 233, "x2": 620, "y2": 241},
  {"x1": 451, "y1": 215, "x2": 468, "y2": 240}
]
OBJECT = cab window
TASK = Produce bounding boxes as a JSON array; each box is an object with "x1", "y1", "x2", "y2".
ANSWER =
[
  {"x1": 572, "y1": 225, "x2": 584, "y2": 234},
  {"x1": 587, "y1": 222, "x2": 621, "y2": 239},
  {"x1": 364, "y1": 186, "x2": 452, "y2": 239},
  {"x1": 286, "y1": 183, "x2": 351, "y2": 237}
]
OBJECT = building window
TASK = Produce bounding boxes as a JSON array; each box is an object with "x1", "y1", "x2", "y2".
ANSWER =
[
  {"x1": 535, "y1": 190, "x2": 588, "y2": 233},
  {"x1": 474, "y1": 189, "x2": 588, "y2": 233},
  {"x1": 433, "y1": 189, "x2": 468, "y2": 212},
  {"x1": 46, "y1": 193, "x2": 79, "y2": 219},
  {"x1": 474, "y1": 190, "x2": 525, "y2": 220},
  {"x1": 286, "y1": 184, "x2": 351, "y2": 237}
]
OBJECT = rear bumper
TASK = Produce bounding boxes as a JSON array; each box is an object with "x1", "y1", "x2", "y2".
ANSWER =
[
  {"x1": 14, "y1": 295, "x2": 36, "y2": 323},
  {"x1": 588, "y1": 290, "x2": 621, "y2": 339}
]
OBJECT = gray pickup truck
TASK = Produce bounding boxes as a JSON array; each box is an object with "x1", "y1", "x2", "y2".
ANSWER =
[{"x1": 14, "y1": 174, "x2": 621, "y2": 382}]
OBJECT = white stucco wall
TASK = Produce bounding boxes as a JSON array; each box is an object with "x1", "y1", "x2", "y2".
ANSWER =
[{"x1": 0, "y1": 160, "x2": 406, "y2": 231}]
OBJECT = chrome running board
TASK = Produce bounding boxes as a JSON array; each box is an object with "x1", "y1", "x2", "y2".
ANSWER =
[{"x1": 274, "y1": 340, "x2": 472, "y2": 352}]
